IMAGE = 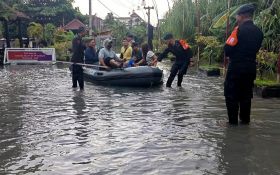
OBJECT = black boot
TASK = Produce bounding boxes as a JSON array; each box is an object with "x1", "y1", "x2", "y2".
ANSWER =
[
  {"x1": 239, "y1": 98, "x2": 251, "y2": 124},
  {"x1": 177, "y1": 74, "x2": 183, "y2": 87},
  {"x1": 226, "y1": 97, "x2": 239, "y2": 125},
  {"x1": 166, "y1": 75, "x2": 175, "y2": 88}
]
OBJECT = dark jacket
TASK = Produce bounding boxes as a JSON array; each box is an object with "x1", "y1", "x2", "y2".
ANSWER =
[
  {"x1": 158, "y1": 40, "x2": 193, "y2": 63},
  {"x1": 71, "y1": 35, "x2": 86, "y2": 63},
  {"x1": 224, "y1": 20, "x2": 263, "y2": 76},
  {"x1": 85, "y1": 47, "x2": 98, "y2": 63},
  {"x1": 132, "y1": 49, "x2": 143, "y2": 63}
]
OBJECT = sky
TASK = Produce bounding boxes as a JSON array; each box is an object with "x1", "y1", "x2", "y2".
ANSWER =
[{"x1": 72, "y1": 0, "x2": 173, "y2": 26}]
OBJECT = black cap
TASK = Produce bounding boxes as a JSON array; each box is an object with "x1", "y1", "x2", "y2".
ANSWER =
[
  {"x1": 237, "y1": 4, "x2": 255, "y2": 15},
  {"x1": 78, "y1": 26, "x2": 86, "y2": 33},
  {"x1": 163, "y1": 33, "x2": 173, "y2": 40},
  {"x1": 131, "y1": 42, "x2": 139, "y2": 47}
]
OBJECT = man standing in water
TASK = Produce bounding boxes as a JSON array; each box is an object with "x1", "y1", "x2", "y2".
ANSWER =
[
  {"x1": 224, "y1": 4, "x2": 263, "y2": 125},
  {"x1": 71, "y1": 27, "x2": 87, "y2": 90},
  {"x1": 157, "y1": 33, "x2": 193, "y2": 87}
]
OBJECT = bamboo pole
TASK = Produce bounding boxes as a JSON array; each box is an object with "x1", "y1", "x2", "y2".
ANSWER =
[
  {"x1": 277, "y1": 53, "x2": 280, "y2": 83},
  {"x1": 55, "y1": 61, "x2": 107, "y2": 69},
  {"x1": 195, "y1": 0, "x2": 200, "y2": 70}
]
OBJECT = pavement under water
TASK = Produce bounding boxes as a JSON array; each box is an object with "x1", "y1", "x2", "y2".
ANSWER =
[{"x1": 0, "y1": 63, "x2": 280, "y2": 175}]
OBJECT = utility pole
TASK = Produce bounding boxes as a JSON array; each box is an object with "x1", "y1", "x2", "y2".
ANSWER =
[
  {"x1": 89, "y1": 0, "x2": 93, "y2": 36},
  {"x1": 144, "y1": 6, "x2": 154, "y2": 50}
]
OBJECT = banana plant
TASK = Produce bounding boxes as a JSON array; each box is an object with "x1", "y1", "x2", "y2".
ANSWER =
[
  {"x1": 210, "y1": 5, "x2": 241, "y2": 29},
  {"x1": 27, "y1": 22, "x2": 44, "y2": 43}
]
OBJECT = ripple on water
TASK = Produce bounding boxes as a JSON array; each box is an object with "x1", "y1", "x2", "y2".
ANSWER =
[{"x1": 0, "y1": 64, "x2": 280, "y2": 175}]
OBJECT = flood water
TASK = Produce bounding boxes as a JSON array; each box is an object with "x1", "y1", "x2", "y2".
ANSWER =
[{"x1": 0, "y1": 64, "x2": 280, "y2": 175}]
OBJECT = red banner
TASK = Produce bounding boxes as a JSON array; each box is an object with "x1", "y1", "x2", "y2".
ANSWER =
[{"x1": 7, "y1": 51, "x2": 53, "y2": 61}]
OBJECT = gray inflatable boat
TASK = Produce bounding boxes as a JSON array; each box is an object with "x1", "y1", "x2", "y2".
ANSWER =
[{"x1": 83, "y1": 66, "x2": 163, "y2": 87}]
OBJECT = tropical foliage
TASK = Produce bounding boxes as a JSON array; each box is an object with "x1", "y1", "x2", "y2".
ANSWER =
[
  {"x1": 161, "y1": 0, "x2": 196, "y2": 41},
  {"x1": 27, "y1": 22, "x2": 44, "y2": 42},
  {"x1": 11, "y1": 0, "x2": 86, "y2": 26},
  {"x1": 0, "y1": 0, "x2": 86, "y2": 41},
  {"x1": 196, "y1": 35, "x2": 222, "y2": 65},
  {"x1": 257, "y1": 50, "x2": 278, "y2": 79},
  {"x1": 162, "y1": 0, "x2": 280, "y2": 81},
  {"x1": 104, "y1": 13, "x2": 147, "y2": 51},
  {"x1": 45, "y1": 23, "x2": 56, "y2": 45},
  {"x1": 52, "y1": 28, "x2": 74, "y2": 61}
]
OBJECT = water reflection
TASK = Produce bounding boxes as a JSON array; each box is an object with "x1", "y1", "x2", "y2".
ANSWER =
[
  {"x1": 0, "y1": 67, "x2": 27, "y2": 174},
  {"x1": 72, "y1": 92, "x2": 89, "y2": 146},
  {"x1": 219, "y1": 126, "x2": 252, "y2": 175}
]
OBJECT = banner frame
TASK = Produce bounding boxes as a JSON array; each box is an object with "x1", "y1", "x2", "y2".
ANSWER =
[{"x1": 4, "y1": 48, "x2": 56, "y2": 64}]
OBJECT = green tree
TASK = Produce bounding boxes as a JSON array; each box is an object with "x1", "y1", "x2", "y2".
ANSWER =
[
  {"x1": 104, "y1": 13, "x2": 129, "y2": 50},
  {"x1": 45, "y1": 23, "x2": 56, "y2": 45},
  {"x1": 130, "y1": 23, "x2": 146, "y2": 44},
  {"x1": 27, "y1": 22, "x2": 43, "y2": 43},
  {"x1": 0, "y1": 1, "x2": 12, "y2": 21},
  {"x1": 104, "y1": 13, "x2": 147, "y2": 49},
  {"x1": 160, "y1": 0, "x2": 196, "y2": 41},
  {"x1": 53, "y1": 27, "x2": 74, "y2": 61},
  {"x1": 11, "y1": 0, "x2": 86, "y2": 27}
]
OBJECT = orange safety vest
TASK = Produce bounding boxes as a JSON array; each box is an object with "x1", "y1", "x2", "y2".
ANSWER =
[
  {"x1": 226, "y1": 26, "x2": 239, "y2": 46},
  {"x1": 179, "y1": 39, "x2": 190, "y2": 50}
]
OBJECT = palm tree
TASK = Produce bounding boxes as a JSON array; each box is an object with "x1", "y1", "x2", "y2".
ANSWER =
[{"x1": 27, "y1": 22, "x2": 44, "y2": 44}]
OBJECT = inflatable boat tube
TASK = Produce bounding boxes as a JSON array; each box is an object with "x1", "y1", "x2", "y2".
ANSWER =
[{"x1": 83, "y1": 66, "x2": 163, "y2": 87}]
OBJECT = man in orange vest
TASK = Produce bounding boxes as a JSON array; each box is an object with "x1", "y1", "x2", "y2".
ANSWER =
[
  {"x1": 157, "y1": 33, "x2": 193, "y2": 87},
  {"x1": 224, "y1": 4, "x2": 263, "y2": 125}
]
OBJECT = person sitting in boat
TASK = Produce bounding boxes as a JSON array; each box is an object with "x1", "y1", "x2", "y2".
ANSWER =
[
  {"x1": 126, "y1": 33, "x2": 135, "y2": 46},
  {"x1": 132, "y1": 42, "x2": 143, "y2": 65},
  {"x1": 85, "y1": 39, "x2": 98, "y2": 65},
  {"x1": 120, "y1": 38, "x2": 133, "y2": 64},
  {"x1": 99, "y1": 39, "x2": 124, "y2": 69},
  {"x1": 125, "y1": 42, "x2": 143, "y2": 67},
  {"x1": 136, "y1": 43, "x2": 157, "y2": 66}
]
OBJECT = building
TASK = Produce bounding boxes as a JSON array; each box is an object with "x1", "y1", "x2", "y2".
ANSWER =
[
  {"x1": 130, "y1": 11, "x2": 144, "y2": 26},
  {"x1": 91, "y1": 15, "x2": 105, "y2": 32},
  {"x1": 63, "y1": 19, "x2": 87, "y2": 34},
  {"x1": 116, "y1": 11, "x2": 145, "y2": 28}
]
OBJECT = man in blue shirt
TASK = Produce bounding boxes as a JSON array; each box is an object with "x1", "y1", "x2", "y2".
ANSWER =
[{"x1": 85, "y1": 39, "x2": 98, "y2": 65}]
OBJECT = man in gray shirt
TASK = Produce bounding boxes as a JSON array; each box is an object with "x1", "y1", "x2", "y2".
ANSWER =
[{"x1": 99, "y1": 39, "x2": 123, "y2": 69}]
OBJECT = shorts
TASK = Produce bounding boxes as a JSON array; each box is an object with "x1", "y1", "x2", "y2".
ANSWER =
[{"x1": 104, "y1": 57, "x2": 114, "y2": 67}]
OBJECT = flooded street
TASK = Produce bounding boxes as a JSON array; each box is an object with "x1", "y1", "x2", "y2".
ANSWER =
[{"x1": 0, "y1": 64, "x2": 280, "y2": 175}]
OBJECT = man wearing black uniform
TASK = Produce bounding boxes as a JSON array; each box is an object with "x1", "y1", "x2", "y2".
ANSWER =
[
  {"x1": 71, "y1": 27, "x2": 87, "y2": 90},
  {"x1": 158, "y1": 33, "x2": 193, "y2": 87},
  {"x1": 224, "y1": 4, "x2": 263, "y2": 125}
]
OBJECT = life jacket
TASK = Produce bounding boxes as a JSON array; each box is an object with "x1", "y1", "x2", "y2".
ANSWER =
[
  {"x1": 226, "y1": 26, "x2": 239, "y2": 46},
  {"x1": 179, "y1": 39, "x2": 190, "y2": 50}
]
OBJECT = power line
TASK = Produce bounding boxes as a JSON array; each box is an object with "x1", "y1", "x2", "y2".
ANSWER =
[
  {"x1": 119, "y1": 0, "x2": 147, "y2": 21},
  {"x1": 115, "y1": 0, "x2": 134, "y2": 11},
  {"x1": 96, "y1": 0, "x2": 120, "y2": 17}
]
